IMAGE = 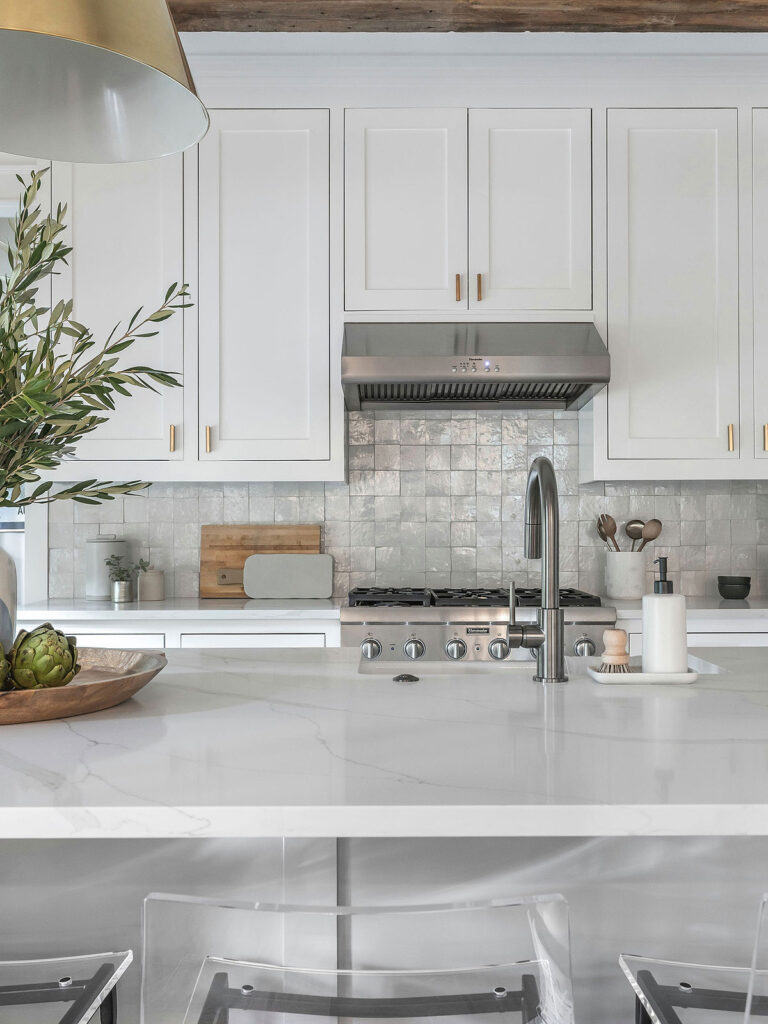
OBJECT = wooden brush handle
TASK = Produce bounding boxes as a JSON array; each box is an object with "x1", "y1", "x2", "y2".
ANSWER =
[{"x1": 601, "y1": 628, "x2": 629, "y2": 666}]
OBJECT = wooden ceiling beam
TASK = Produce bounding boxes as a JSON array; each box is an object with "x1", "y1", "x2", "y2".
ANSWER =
[{"x1": 169, "y1": 1, "x2": 768, "y2": 33}]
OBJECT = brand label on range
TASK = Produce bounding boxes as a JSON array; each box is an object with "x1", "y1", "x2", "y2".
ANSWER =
[{"x1": 466, "y1": 626, "x2": 490, "y2": 635}]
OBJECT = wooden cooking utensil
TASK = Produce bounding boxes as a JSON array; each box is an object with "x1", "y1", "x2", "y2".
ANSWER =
[
  {"x1": 637, "y1": 518, "x2": 663, "y2": 553},
  {"x1": 598, "y1": 513, "x2": 621, "y2": 552},
  {"x1": 624, "y1": 519, "x2": 645, "y2": 552}
]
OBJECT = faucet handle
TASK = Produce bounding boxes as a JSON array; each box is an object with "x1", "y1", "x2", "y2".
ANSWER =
[{"x1": 507, "y1": 581, "x2": 524, "y2": 648}]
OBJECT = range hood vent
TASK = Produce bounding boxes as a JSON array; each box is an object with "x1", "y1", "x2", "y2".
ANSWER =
[{"x1": 342, "y1": 322, "x2": 610, "y2": 411}]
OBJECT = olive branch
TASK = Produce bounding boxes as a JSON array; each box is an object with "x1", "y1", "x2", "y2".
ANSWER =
[{"x1": 0, "y1": 169, "x2": 187, "y2": 510}]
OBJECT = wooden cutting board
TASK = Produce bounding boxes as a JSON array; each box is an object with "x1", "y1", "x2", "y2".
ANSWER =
[{"x1": 199, "y1": 524, "x2": 322, "y2": 598}]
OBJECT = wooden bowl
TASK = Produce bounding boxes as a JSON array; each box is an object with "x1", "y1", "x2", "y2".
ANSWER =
[{"x1": 0, "y1": 647, "x2": 167, "y2": 726}]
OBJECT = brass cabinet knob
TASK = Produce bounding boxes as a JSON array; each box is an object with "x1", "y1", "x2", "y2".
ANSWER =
[
  {"x1": 476, "y1": 272, "x2": 483, "y2": 301},
  {"x1": 205, "y1": 424, "x2": 212, "y2": 453},
  {"x1": 169, "y1": 424, "x2": 176, "y2": 453},
  {"x1": 727, "y1": 423, "x2": 735, "y2": 452},
  {"x1": 455, "y1": 272, "x2": 461, "y2": 302}
]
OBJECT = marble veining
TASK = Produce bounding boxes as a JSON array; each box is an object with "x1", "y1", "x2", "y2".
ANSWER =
[{"x1": 1, "y1": 647, "x2": 768, "y2": 837}]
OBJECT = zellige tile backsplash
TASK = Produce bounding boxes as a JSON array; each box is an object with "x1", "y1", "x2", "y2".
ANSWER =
[{"x1": 48, "y1": 410, "x2": 768, "y2": 601}]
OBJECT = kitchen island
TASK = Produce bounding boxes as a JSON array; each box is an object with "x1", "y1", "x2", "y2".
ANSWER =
[
  {"x1": 3, "y1": 645, "x2": 768, "y2": 839},
  {"x1": 4, "y1": 645, "x2": 768, "y2": 1024}
]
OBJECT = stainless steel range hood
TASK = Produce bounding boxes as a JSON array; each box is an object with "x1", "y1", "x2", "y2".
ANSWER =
[{"x1": 342, "y1": 322, "x2": 610, "y2": 411}]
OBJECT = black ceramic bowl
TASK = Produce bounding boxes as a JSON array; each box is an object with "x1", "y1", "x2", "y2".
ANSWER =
[{"x1": 717, "y1": 575, "x2": 751, "y2": 600}]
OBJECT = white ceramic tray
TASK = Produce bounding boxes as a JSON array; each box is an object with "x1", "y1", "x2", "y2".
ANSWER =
[{"x1": 587, "y1": 658, "x2": 698, "y2": 685}]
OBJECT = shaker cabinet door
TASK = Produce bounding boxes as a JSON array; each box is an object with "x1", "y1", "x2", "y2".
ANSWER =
[
  {"x1": 606, "y1": 108, "x2": 740, "y2": 460},
  {"x1": 753, "y1": 109, "x2": 768, "y2": 460},
  {"x1": 198, "y1": 109, "x2": 330, "y2": 461},
  {"x1": 345, "y1": 108, "x2": 468, "y2": 310},
  {"x1": 51, "y1": 157, "x2": 185, "y2": 461},
  {"x1": 469, "y1": 108, "x2": 592, "y2": 310}
]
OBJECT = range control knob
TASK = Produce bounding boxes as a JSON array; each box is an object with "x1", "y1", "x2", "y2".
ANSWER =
[
  {"x1": 360, "y1": 638, "x2": 382, "y2": 660},
  {"x1": 445, "y1": 638, "x2": 467, "y2": 660},
  {"x1": 404, "y1": 638, "x2": 426, "y2": 660},
  {"x1": 573, "y1": 635, "x2": 597, "y2": 657},
  {"x1": 488, "y1": 638, "x2": 510, "y2": 661}
]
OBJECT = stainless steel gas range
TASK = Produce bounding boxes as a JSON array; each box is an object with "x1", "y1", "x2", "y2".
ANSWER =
[{"x1": 340, "y1": 587, "x2": 616, "y2": 663}]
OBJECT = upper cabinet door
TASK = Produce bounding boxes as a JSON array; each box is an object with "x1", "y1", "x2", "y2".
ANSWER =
[
  {"x1": 345, "y1": 108, "x2": 468, "y2": 311},
  {"x1": 198, "y1": 109, "x2": 330, "y2": 461},
  {"x1": 607, "y1": 109, "x2": 740, "y2": 460},
  {"x1": 469, "y1": 108, "x2": 592, "y2": 310},
  {"x1": 753, "y1": 109, "x2": 768, "y2": 460},
  {"x1": 52, "y1": 157, "x2": 184, "y2": 461}
]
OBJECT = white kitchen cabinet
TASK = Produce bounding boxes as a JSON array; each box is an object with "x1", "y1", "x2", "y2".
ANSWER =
[
  {"x1": 180, "y1": 633, "x2": 326, "y2": 648},
  {"x1": 469, "y1": 108, "x2": 592, "y2": 310},
  {"x1": 753, "y1": 109, "x2": 768, "y2": 461},
  {"x1": 606, "y1": 108, "x2": 740, "y2": 462},
  {"x1": 345, "y1": 108, "x2": 468, "y2": 311},
  {"x1": 198, "y1": 109, "x2": 330, "y2": 462},
  {"x1": 75, "y1": 633, "x2": 166, "y2": 649},
  {"x1": 51, "y1": 157, "x2": 185, "y2": 461},
  {"x1": 628, "y1": 631, "x2": 768, "y2": 656}
]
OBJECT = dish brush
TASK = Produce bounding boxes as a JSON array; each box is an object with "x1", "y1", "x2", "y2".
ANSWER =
[{"x1": 594, "y1": 628, "x2": 636, "y2": 674}]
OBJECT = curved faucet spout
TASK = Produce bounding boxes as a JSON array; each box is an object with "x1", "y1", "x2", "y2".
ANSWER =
[
  {"x1": 525, "y1": 456, "x2": 560, "y2": 610},
  {"x1": 523, "y1": 455, "x2": 567, "y2": 683}
]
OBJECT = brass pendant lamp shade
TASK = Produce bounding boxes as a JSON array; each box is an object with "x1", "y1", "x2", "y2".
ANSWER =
[{"x1": 0, "y1": 0, "x2": 209, "y2": 163}]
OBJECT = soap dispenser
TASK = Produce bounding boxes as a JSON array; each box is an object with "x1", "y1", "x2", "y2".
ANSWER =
[{"x1": 642, "y1": 556, "x2": 688, "y2": 674}]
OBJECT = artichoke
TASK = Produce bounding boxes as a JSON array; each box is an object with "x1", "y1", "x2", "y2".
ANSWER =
[
  {"x1": 10, "y1": 624, "x2": 80, "y2": 689},
  {"x1": 0, "y1": 645, "x2": 10, "y2": 691}
]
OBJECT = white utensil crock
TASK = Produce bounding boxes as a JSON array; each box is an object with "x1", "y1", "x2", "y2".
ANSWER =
[{"x1": 605, "y1": 551, "x2": 646, "y2": 600}]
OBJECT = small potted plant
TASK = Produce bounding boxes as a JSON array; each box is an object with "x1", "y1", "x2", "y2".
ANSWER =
[{"x1": 105, "y1": 555, "x2": 150, "y2": 603}]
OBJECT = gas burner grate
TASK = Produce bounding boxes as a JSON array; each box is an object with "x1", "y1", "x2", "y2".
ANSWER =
[
  {"x1": 349, "y1": 586, "x2": 602, "y2": 608},
  {"x1": 348, "y1": 587, "x2": 432, "y2": 607},
  {"x1": 431, "y1": 588, "x2": 510, "y2": 607}
]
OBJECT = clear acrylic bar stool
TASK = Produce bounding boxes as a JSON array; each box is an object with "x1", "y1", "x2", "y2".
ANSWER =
[
  {"x1": 0, "y1": 950, "x2": 132, "y2": 1023},
  {"x1": 141, "y1": 893, "x2": 575, "y2": 1024},
  {"x1": 619, "y1": 892, "x2": 768, "y2": 1023}
]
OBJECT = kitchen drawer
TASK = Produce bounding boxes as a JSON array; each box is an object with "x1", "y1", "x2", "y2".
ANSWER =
[
  {"x1": 687, "y1": 632, "x2": 768, "y2": 648},
  {"x1": 179, "y1": 633, "x2": 326, "y2": 649},
  {"x1": 629, "y1": 631, "x2": 768, "y2": 655},
  {"x1": 74, "y1": 632, "x2": 166, "y2": 649}
]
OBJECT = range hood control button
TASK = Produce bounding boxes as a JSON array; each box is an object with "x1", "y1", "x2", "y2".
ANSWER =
[
  {"x1": 361, "y1": 639, "x2": 382, "y2": 660},
  {"x1": 445, "y1": 638, "x2": 467, "y2": 660},
  {"x1": 404, "y1": 639, "x2": 426, "y2": 660}
]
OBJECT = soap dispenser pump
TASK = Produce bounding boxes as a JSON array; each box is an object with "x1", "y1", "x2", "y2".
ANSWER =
[{"x1": 642, "y1": 556, "x2": 688, "y2": 674}]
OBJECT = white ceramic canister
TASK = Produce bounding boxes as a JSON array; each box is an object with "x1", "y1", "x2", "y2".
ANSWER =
[
  {"x1": 86, "y1": 535, "x2": 126, "y2": 600},
  {"x1": 138, "y1": 568, "x2": 165, "y2": 602},
  {"x1": 604, "y1": 550, "x2": 646, "y2": 600}
]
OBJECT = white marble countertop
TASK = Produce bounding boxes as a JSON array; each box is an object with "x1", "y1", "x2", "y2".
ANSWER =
[
  {"x1": 18, "y1": 598, "x2": 343, "y2": 621},
  {"x1": 3, "y1": 646, "x2": 768, "y2": 839},
  {"x1": 19, "y1": 597, "x2": 768, "y2": 626}
]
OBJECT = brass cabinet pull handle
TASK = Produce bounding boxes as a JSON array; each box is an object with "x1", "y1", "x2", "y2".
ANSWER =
[
  {"x1": 763, "y1": 424, "x2": 768, "y2": 452},
  {"x1": 728, "y1": 423, "x2": 735, "y2": 452},
  {"x1": 455, "y1": 273, "x2": 461, "y2": 302},
  {"x1": 205, "y1": 425, "x2": 212, "y2": 453},
  {"x1": 476, "y1": 273, "x2": 483, "y2": 301},
  {"x1": 169, "y1": 424, "x2": 176, "y2": 453}
]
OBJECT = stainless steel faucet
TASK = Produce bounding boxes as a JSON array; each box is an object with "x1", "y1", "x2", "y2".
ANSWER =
[{"x1": 506, "y1": 455, "x2": 568, "y2": 683}]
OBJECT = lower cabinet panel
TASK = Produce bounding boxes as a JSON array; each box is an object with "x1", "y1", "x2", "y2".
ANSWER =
[
  {"x1": 179, "y1": 633, "x2": 327, "y2": 649},
  {"x1": 75, "y1": 633, "x2": 166, "y2": 649}
]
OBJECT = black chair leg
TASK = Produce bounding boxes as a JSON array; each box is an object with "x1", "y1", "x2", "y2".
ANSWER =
[
  {"x1": 635, "y1": 995, "x2": 652, "y2": 1024},
  {"x1": 100, "y1": 986, "x2": 117, "y2": 1024}
]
